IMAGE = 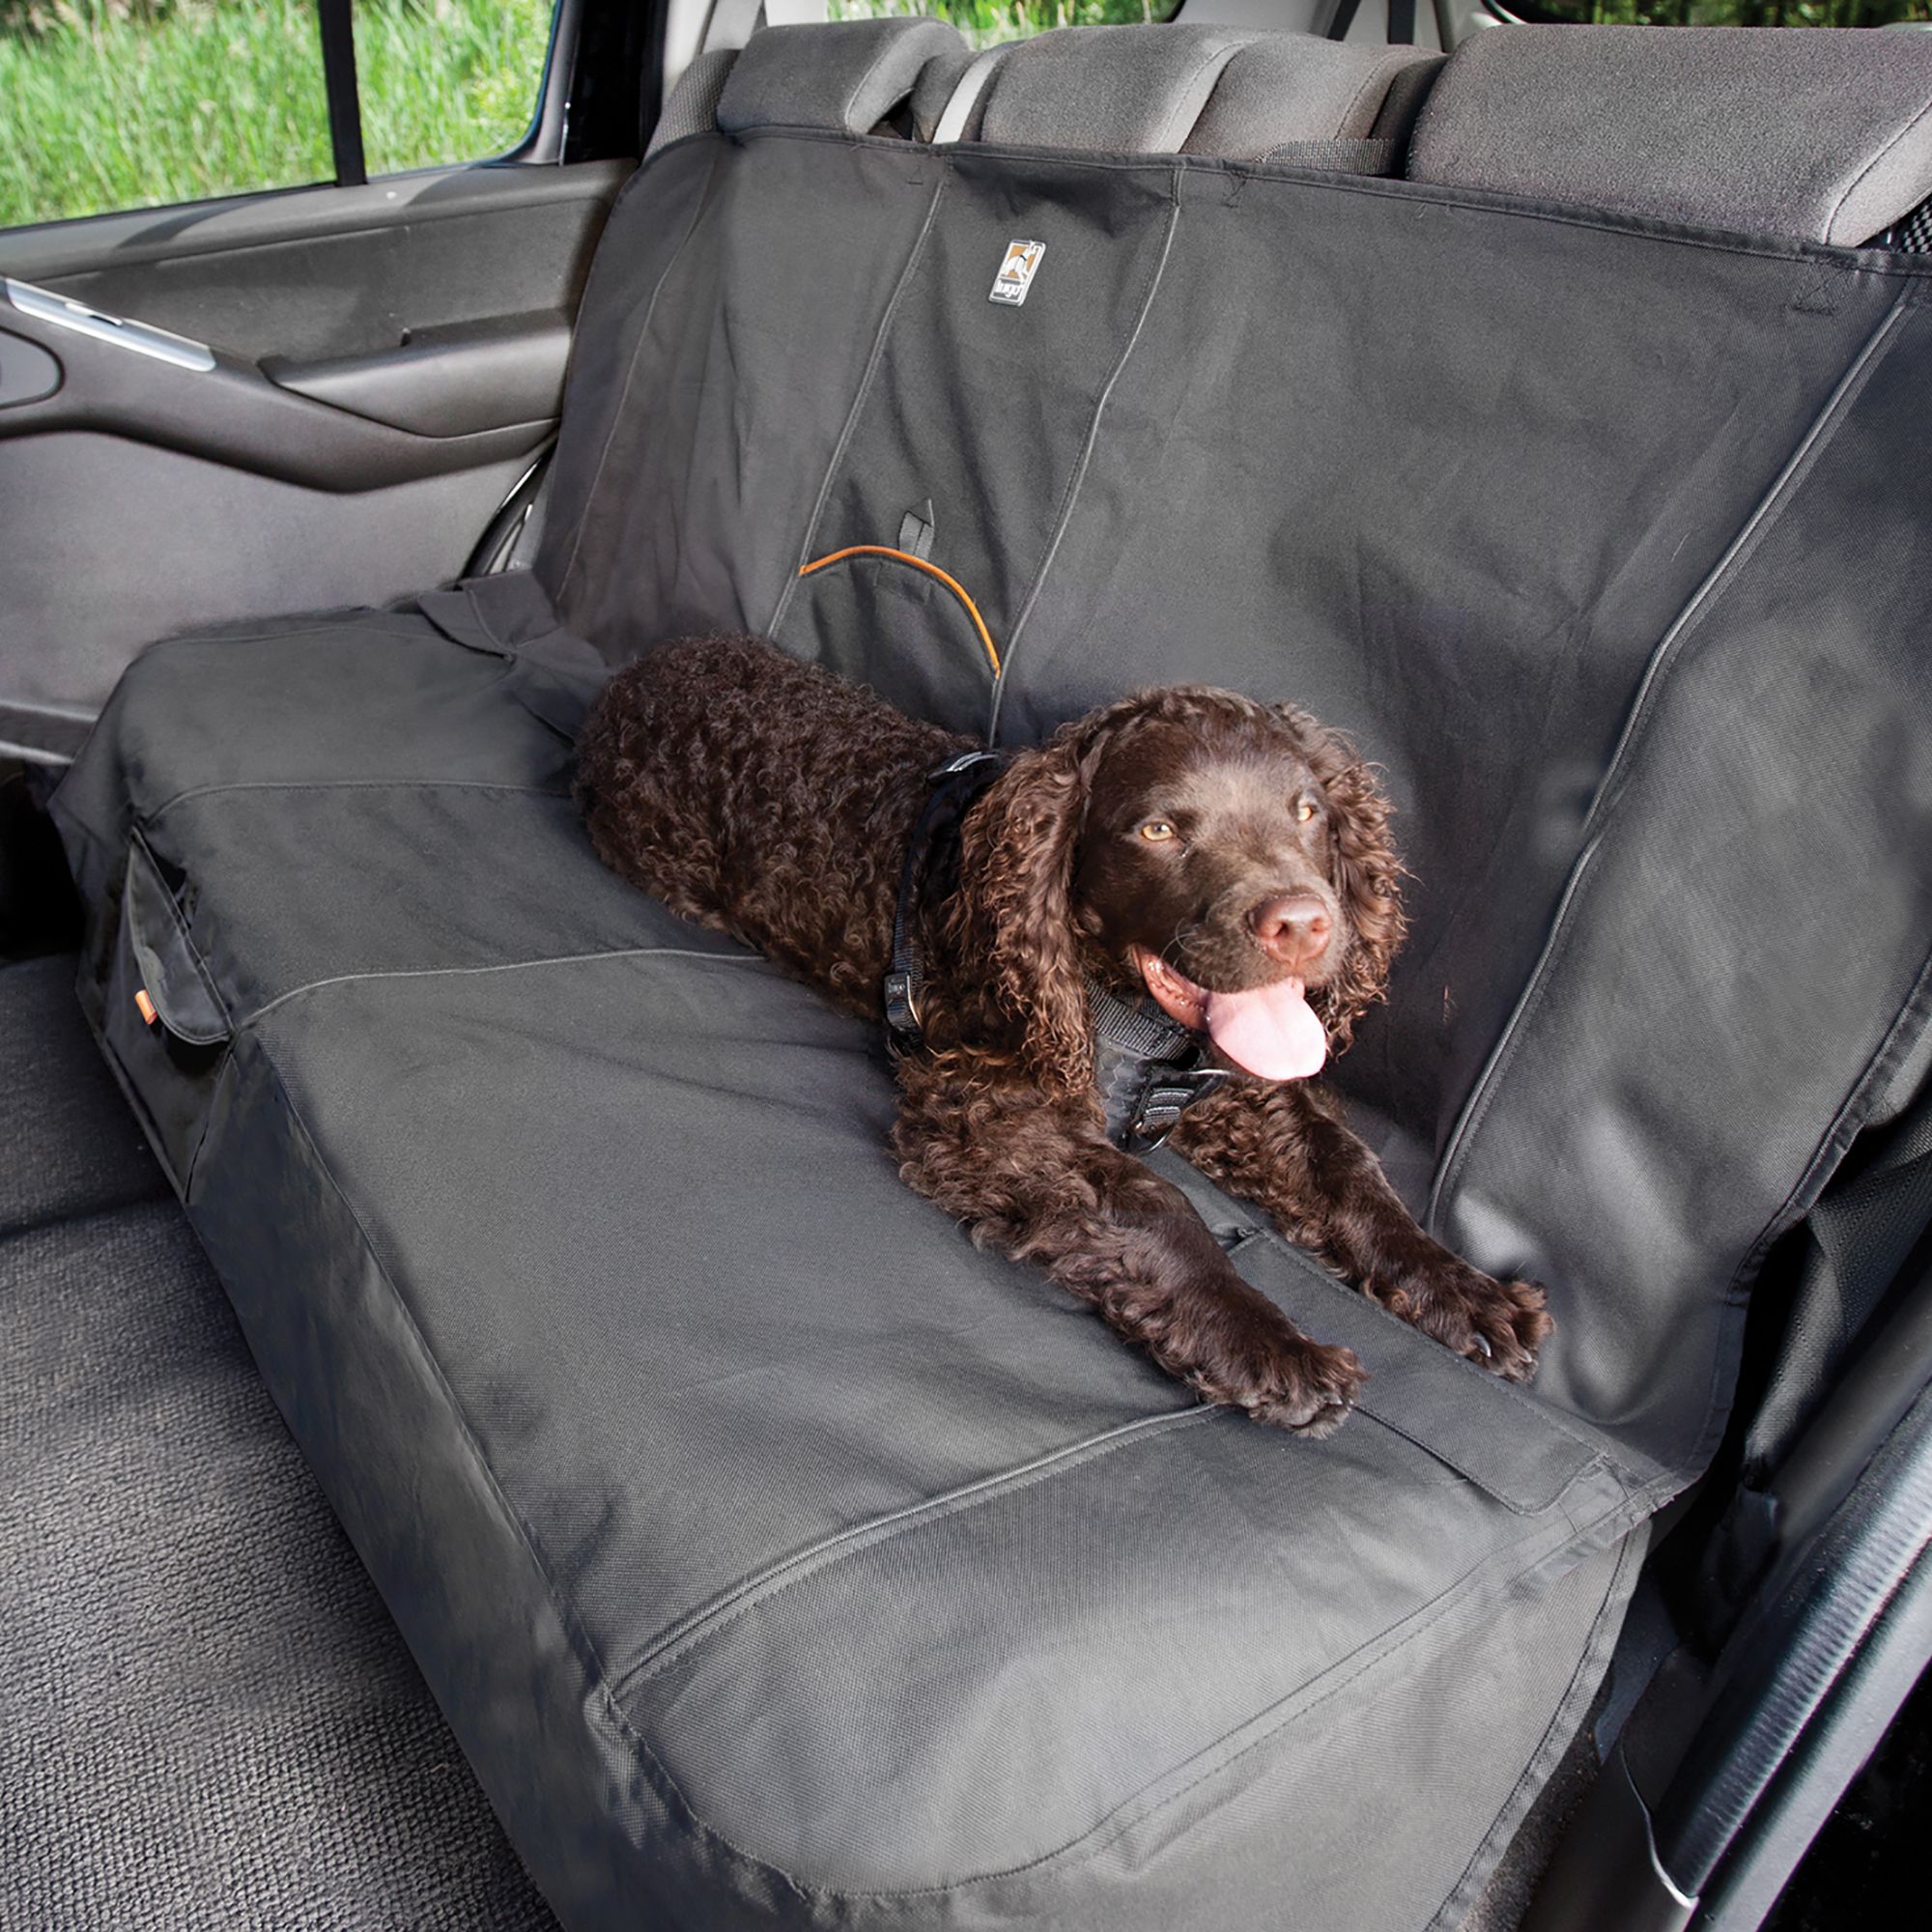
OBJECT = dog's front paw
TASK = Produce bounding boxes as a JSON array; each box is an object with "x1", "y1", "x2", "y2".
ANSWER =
[
  {"x1": 1397, "y1": 1271, "x2": 1551, "y2": 1382},
  {"x1": 1229, "y1": 1333, "x2": 1367, "y2": 1438}
]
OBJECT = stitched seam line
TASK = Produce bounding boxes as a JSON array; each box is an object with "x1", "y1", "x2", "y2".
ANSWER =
[
  {"x1": 147, "y1": 778, "x2": 569, "y2": 825},
  {"x1": 1428, "y1": 286, "x2": 1916, "y2": 1231},
  {"x1": 135, "y1": 617, "x2": 427, "y2": 652},
  {"x1": 1422, "y1": 1524, "x2": 1646, "y2": 1932},
  {"x1": 612, "y1": 1406, "x2": 1216, "y2": 1699},
  {"x1": 988, "y1": 173, "x2": 1183, "y2": 743},
  {"x1": 1224, "y1": 1180, "x2": 1634, "y2": 1489},
  {"x1": 553, "y1": 146, "x2": 724, "y2": 603},
  {"x1": 993, "y1": 1487, "x2": 1641, "y2": 1900},
  {"x1": 741, "y1": 126, "x2": 1932, "y2": 279},
  {"x1": 237, "y1": 945, "x2": 768, "y2": 1035},
  {"x1": 767, "y1": 166, "x2": 950, "y2": 638}
]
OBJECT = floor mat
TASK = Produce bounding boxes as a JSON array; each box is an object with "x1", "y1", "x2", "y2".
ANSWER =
[{"x1": 0, "y1": 957, "x2": 557, "y2": 1931}]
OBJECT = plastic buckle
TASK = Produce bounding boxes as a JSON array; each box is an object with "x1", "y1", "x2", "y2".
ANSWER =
[
  {"x1": 883, "y1": 969, "x2": 921, "y2": 1039},
  {"x1": 1129, "y1": 1070, "x2": 1228, "y2": 1152}
]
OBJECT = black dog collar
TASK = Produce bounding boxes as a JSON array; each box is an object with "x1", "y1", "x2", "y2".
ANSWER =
[
  {"x1": 1088, "y1": 980, "x2": 1228, "y2": 1152},
  {"x1": 884, "y1": 753, "x2": 1226, "y2": 1152}
]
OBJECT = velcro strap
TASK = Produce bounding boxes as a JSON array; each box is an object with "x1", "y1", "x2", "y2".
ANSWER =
[{"x1": 1259, "y1": 135, "x2": 1402, "y2": 176}]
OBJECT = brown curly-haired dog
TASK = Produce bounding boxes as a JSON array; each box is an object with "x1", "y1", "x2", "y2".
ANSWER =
[{"x1": 577, "y1": 635, "x2": 1551, "y2": 1436}]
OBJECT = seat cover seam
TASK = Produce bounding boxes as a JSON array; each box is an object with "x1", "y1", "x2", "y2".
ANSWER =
[
  {"x1": 612, "y1": 1404, "x2": 1218, "y2": 1697},
  {"x1": 739, "y1": 127, "x2": 1932, "y2": 272},
  {"x1": 990, "y1": 173, "x2": 1184, "y2": 740},
  {"x1": 773, "y1": 1480, "x2": 1642, "y2": 1901},
  {"x1": 1422, "y1": 1525, "x2": 1647, "y2": 1932},
  {"x1": 237, "y1": 945, "x2": 770, "y2": 1036},
  {"x1": 552, "y1": 143, "x2": 725, "y2": 604},
  {"x1": 1223, "y1": 1173, "x2": 1642, "y2": 1488},
  {"x1": 768, "y1": 164, "x2": 950, "y2": 636},
  {"x1": 145, "y1": 777, "x2": 571, "y2": 826},
  {"x1": 1429, "y1": 286, "x2": 1918, "y2": 1233}
]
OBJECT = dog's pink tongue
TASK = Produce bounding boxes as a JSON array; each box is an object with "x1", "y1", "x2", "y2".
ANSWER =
[{"x1": 1203, "y1": 978, "x2": 1327, "y2": 1080}]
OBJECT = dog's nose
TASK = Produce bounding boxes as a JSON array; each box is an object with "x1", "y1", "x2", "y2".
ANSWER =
[{"x1": 1246, "y1": 895, "x2": 1332, "y2": 969}]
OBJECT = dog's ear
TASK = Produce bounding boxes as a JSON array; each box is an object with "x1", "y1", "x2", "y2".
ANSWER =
[
  {"x1": 951, "y1": 724, "x2": 1107, "y2": 1097},
  {"x1": 1283, "y1": 710, "x2": 1406, "y2": 1047}
]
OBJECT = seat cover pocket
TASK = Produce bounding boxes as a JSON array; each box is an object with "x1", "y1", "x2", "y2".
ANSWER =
[
  {"x1": 124, "y1": 832, "x2": 231, "y2": 1048},
  {"x1": 99, "y1": 832, "x2": 232, "y2": 1192}
]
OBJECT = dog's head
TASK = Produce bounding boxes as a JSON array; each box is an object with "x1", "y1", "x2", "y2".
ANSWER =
[{"x1": 953, "y1": 688, "x2": 1404, "y2": 1097}]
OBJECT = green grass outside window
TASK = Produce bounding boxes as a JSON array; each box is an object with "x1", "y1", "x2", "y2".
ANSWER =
[
  {"x1": 6, "y1": 0, "x2": 1930, "y2": 231},
  {"x1": 0, "y1": 0, "x2": 553, "y2": 228}
]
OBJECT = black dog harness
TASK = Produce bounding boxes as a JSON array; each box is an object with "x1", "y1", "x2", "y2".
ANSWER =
[{"x1": 885, "y1": 753, "x2": 1227, "y2": 1152}]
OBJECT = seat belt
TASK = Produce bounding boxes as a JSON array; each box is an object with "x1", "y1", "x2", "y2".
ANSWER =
[
  {"x1": 700, "y1": 0, "x2": 824, "y2": 56},
  {"x1": 1325, "y1": 0, "x2": 1416, "y2": 43}
]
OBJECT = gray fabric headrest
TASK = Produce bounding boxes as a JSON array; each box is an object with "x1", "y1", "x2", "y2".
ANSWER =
[
  {"x1": 973, "y1": 23, "x2": 1442, "y2": 162},
  {"x1": 717, "y1": 18, "x2": 968, "y2": 137},
  {"x1": 1409, "y1": 25, "x2": 1932, "y2": 246},
  {"x1": 1183, "y1": 39, "x2": 1441, "y2": 161},
  {"x1": 975, "y1": 25, "x2": 1255, "y2": 155}
]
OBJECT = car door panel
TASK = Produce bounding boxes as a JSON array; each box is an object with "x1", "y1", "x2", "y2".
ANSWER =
[{"x1": 0, "y1": 156, "x2": 631, "y2": 755}]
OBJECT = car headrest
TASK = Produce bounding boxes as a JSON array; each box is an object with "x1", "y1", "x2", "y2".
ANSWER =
[
  {"x1": 1408, "y1": 24, "x2": 1932, "y2": 246},
  {"x1": 716, "y1": 17, "x2": 969, "y2": 138},
  {"x1": 1183, "y1": 36, "x2": 1442, "y2": 165},
  {"x1": 967, "y1": 24, "x2": 1440, "y2": 169}
]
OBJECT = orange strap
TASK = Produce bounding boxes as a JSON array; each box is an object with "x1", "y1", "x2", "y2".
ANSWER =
[{"x1": 796, "y1": 546, "x2": 1001, "y2": 677}]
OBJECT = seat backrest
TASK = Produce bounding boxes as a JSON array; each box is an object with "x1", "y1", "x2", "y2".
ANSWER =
[
  {"x1": 1408, "y1": 22, "x2": 1932, "y2": 246},
  {"x1": 539, "y1": 19, "x2": 1932, "y2": 1478}
]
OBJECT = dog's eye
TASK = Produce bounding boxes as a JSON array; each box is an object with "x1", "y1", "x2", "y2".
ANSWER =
[
  {"x1": 1295, "y1": 797, "x2": 1320, "y2": 824},
  {"x1": 1138, "y1": 820, "x2": 1178, "y2": 843}
]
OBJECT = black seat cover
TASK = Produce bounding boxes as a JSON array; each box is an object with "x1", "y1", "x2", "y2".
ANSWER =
[{"x1": 49, "y1": 21, "x2": 1932, "y2": 1929}]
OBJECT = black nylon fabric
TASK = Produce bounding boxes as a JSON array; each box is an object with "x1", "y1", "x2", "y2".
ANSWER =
[
  {"x1": 539, "y1": 132, "x2": 1932, "y2": 1470},
  {"x1": 47, "y1": 128, "x2": 1932, "y2": 1929}
]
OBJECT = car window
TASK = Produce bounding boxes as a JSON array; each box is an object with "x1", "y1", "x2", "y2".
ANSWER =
[
  {"x1": 1494, "y1": 2, "x2": 1930, "y2": 25},
  {"x1": 356, "y1": 0, "x2": 554, "y2": 178},
  {"x1": 829, "y1": 0, "x2": 1175, "y2": 51},
  {"x1": 0, "y1": 0, "x2": 554, "y2": 231}
]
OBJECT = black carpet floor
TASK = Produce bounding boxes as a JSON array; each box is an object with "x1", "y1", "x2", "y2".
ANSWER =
[{"x1": 0, "y1": 954, "x2": 558, "y2": 1931}]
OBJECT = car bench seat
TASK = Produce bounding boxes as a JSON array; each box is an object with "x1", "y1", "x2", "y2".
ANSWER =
[{"x1": 50, "y1": 21, "x2": 1932, "y2": 1931}]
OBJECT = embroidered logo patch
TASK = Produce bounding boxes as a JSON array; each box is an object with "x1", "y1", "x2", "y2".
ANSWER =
[{"x1": 989, "y1": 240, "x2": 1046, "y2": 307}]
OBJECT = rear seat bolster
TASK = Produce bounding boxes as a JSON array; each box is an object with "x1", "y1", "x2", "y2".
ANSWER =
[
  {"x1": 645, "y1": 45, "x2": 740, "y2": 158},
  {"x1": 715, "y1": 16, "x2": 968, "y2": 138},
  {"x1": 1410, "y1": 24, "x2": 1932, "y2": 245}
]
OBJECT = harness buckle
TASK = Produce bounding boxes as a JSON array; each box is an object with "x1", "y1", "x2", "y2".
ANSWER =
[
  {"x1": 1127, "y1": 1069, "x2": 1229, "y2": 1152},
  {"x1": 882, "y1": 968, "x2": 922, "y2": 1039}
]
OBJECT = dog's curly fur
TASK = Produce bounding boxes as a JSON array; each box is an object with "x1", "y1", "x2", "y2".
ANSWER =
[{"x1": 578, "y1": 635, "x2": 1550, "y2": 1435}]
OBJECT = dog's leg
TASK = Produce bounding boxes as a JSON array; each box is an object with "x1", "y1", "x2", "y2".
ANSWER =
[
  {"x1": 1170, "y1": 1081, "x2": 1551, "y2": 1382},
  {"x1": 893, "y1": 1075, "x2": 1365, "y2": 1435}
]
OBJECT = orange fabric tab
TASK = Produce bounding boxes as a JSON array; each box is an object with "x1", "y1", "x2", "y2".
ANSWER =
[
  {"x1": 133, "y1": 988, "x2": 158, "y2": 1027},
  {"x1": 796, "y1": 546, "x2": 1002, "y2": 677}
]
